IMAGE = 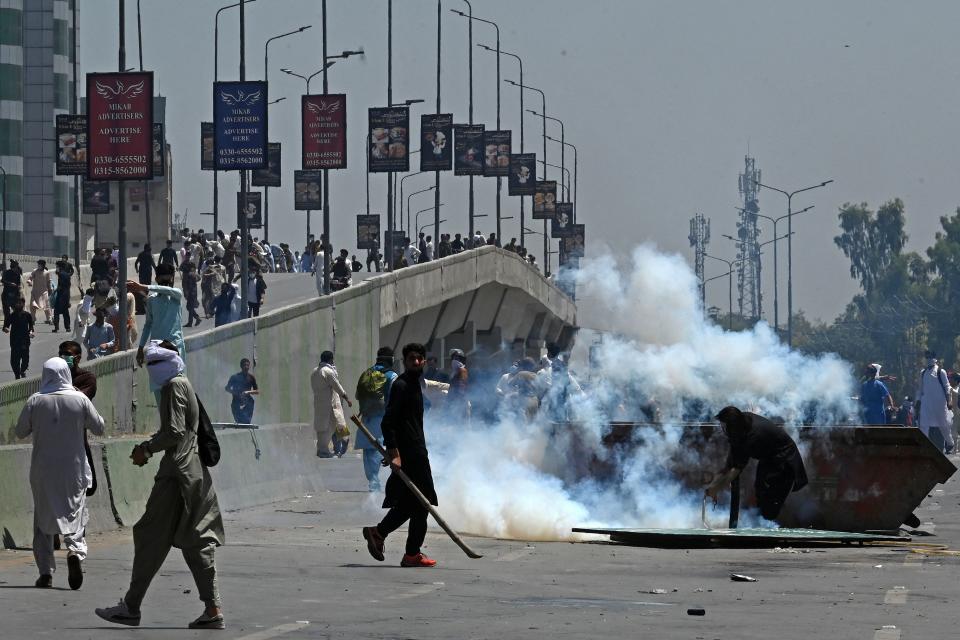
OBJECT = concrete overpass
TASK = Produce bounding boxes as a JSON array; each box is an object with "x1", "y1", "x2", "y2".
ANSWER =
[{"x1": 0, "y1": 245, "x2": 577, "y2": 441}]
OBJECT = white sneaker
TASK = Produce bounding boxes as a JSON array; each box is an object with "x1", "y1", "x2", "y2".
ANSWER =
[{"x1": 95, "y1": 600, "x2": 141, "y2": 626}]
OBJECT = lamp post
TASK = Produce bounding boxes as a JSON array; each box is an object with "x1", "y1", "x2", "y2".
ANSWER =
[
  {"x1": 0, "y1": 164, "x2": 6, "y2": 264},
  {"x1": 280, "y1": 63, "x2": 335, "y2": 93},
  {"x1": 746, "y1": 205, "x2": 813, "y2": 333},
  {"x1": 116, "y1": 0, "x2": 129, "y2": 350},
  {"x1": 537, "y1": 161, "x2": 570, "y2": 199},
  {"x1": 506, "y1": 78, "x2": 549, "y2": 274},
  {"x1": 263, "y1": 25, "x2": 311, "y2": 244},
  {"x1": 420, "y1": 218, "x2": 447, "y2": 236},
  {"x1": 213, "y1": 0, "x2": 255, "y2": 237},
  {"x1": 407, "y1": 186, "x2": 436, "y2": 239},
  {"x1": 704, "y1": 253, "x2": 742, "y2": 330},
  {"x1": 416, "y1": 205, "x2": 444, "y2": 237},
  {"x1": 400, "y1": 171, "x2": 428, "y2": 235},
  {"x1": 723, "y1": 230, "x2": 795, "y2": 324},
  {"x1": 528, "y1": 109, "x2": 564, "y2": 202},
  {"x1": 457, "y1": 1, "x2": 475, "y2": 246},
  {"x1": 479, "y1": 43, "x2": 525, "y2": 248},
  {"x1": 390, "y1": 99, "x2": 425, "y2": 228},
  {"x1": 451, "y1": 9, "x2": 502, "y2": 242},
  {"x1": 546, "y1": 134, "x2": 576, "y2": 219},
  {"x1": 754, "y1": 178, "x2": 833, "y2": 346}
]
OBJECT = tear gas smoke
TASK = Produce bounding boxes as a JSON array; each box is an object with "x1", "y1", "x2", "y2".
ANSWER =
[{"x1": 425, "y1": 244, "x2": 856, "y2": 541}]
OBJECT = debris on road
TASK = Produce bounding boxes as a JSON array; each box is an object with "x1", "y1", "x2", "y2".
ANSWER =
[
  {"x1": 686, "y1": 608, "x2": 706, "y2": 616},
  {"x1": 730, "y1": 573, "x2": 757, "y2": 582}
]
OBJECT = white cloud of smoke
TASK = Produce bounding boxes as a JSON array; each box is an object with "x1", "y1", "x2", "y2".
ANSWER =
[{"x1": 427, "y1": 244, "x2": 856, "y2": 542}]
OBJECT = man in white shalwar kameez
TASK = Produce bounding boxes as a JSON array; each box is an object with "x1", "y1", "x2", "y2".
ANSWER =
[
  {"x1": 311, "y1": 350, "x2": 352, "y2": 457},
  {"x1": 15, "y1": 357, "x2": 104, "y2": 589},
  {"x1": 916, "y1": 350, "x2": 955, "y2": 453}
]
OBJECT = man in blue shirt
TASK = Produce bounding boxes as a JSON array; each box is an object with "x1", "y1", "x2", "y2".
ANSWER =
[
  {"x1": 127, "y1": 263, "x2": 184, "y2": 372},
  {"x1": 860, "y1": 363, "x2": 894, "y2": 425}
]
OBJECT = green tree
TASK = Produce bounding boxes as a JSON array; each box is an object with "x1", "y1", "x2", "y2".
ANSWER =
[{"x1": 833, "y1": 199, "x2": 908, "y2": 296}]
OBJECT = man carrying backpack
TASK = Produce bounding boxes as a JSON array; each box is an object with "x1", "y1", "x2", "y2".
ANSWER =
[
  {"x1": 355, "y1": 347, "x2": 398, "y2": 491},
  {"x1": 95, "y1": 340, "x2": 226, "y2": 630}
]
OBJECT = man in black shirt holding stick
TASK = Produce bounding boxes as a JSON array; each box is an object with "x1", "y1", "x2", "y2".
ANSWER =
[
  {"x1": 705, "y1": 406, "x2": 808, "y2": 521},
  {"x1": 362, "y1": 343, "x2": 439, "y2": 568}
]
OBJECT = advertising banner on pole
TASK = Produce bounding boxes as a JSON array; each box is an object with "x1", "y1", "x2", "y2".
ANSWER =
[
  {"x1": 368, "y1": 106, "x2": 409, "y2": 173},
  {"x1": 562, "y1": 223, "x2": 585, "y2": 259},
  {"x1": 532, "y1": 180, "x2": 558, "y2": 219},
  {"x1": 252, "y1": 142, "x2": 281, "y2": 187},
  {"x1": 453, "y1": 124, "x2": 484, "y2": 176},
  {"x1": 200, "y1": 122, "x2": 214, "y2": 170},
  {"x1": 56, "y1": 114, "x2": 87, "y2": 176},
  {"x1": 551, "y1": 202, "x2": 574, "y2": 237},
  {"x1": 86, "y1": 71, "x2": 154, "y2": 180},
  {"x1": 508, "y1": 153, "x2": 536, "y2": 196},
  {"x1": 302, "y1": 93, "x2": 347, "y2": 169},
  {"x1": 82, "y1": 180, "x2": 110, "y2": 215},
  {"x1": 420, "y1": 113, "x2": 453, "y2": 171},
  {"x1": 356, "y1": 214, "x2": 381, "y2": 250},
  {"x1": 152, "y1": 123, "x2": 165, "y2": 177},
  {"x1": 294, "y1": 169, "x2": 322, "y2": 210},
  {"x1": 214, "y1": 80, "x2": 268, "y2": 170},
  {"x1": 237, "y1": 191, "x2": 263, "y2": 229},
  {"x1": 482, "y1": 130, "x2": 511, "y2": 177}
]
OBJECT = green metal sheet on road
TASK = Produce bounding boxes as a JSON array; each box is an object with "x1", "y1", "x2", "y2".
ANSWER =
[{"x1": 573, "y1": 527, "x2": 907, "y2": 548}]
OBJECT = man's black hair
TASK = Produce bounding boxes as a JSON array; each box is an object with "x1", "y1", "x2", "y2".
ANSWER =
[
  {"x1": 402, "y1": 343, "x2": 427, "y2": 359},
  {"x1": 58, "y1": 340, "x2": 82, "y2": 356},
  {"x1": 156, "y1": 263, "x2": 176, "y2": 277},
  {"x1": 320, "y1": 350, "x2": 334, "y2": 364}
]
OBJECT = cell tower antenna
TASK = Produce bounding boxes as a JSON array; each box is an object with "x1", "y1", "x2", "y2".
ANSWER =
[{"x1": 735, "y1": 156, "x2": 762, "y2": 321}]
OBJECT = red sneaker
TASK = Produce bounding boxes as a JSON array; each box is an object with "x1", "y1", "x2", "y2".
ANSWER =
[{"x1": 400, "y1": 552, "x2": 437, "y2": 568}]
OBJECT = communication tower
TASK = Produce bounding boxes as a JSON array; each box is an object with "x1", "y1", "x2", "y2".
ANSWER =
[
  {"x1": 736, "y1": 157, "x2": 762, "y2": 321},
  {"x1": 688, "y1": 212, "x2": 710, "y2": 308}
]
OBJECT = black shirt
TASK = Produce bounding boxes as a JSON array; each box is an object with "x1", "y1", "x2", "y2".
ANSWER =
[
  {"x1": 90, "y1": 255, "x2": 110, "y2": 279},
  {"x1": 4, "y1": 310, "x2": 33, "y2": 344},
  {"x1": 725, "y1": 412, "x2": 801, "y2": 470},
  {"x1": 159, "y1": 247, "x2": 178, "y2": 266},
  {"x1": 381, "y1": 369, "x2": 437, "y2": 507},
  {"x1": 2, "y1": 268, "x2": 20, "y2": 298},
  {"x1": 332, "y1": 260, "x2": 351, "y2": 279}
]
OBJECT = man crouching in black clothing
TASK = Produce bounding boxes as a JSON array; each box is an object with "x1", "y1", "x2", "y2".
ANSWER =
[
  {"x1": 362, "y1": 343, "x2": 438, "y2": 568},
  {"x1": 705, "y1": 406, "x2": 808, "y2": 521}
]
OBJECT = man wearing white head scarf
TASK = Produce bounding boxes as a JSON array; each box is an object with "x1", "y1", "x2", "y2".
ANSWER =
[
  {"x1": 15, "y1": 357, "x2": 104, "y2": 590},
  {"x1": 96, "y1": 340, "x2": 226, "y2": 630},
  {"x1": 916, "y1": 350, "x2": 955, "y2": 453}
]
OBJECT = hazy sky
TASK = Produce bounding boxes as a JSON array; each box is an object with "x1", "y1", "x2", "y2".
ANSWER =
[{"x1": 79, "y1": 0, "x2": 960, "y2": 322}]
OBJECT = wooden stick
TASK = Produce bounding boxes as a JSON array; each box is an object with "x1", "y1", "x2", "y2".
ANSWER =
[{"x1": 350, "y1": 414, "x2": 483, "y2": 559}]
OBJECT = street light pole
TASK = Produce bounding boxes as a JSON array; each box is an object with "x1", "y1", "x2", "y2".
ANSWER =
[
  {"x1": 407, "y1": 186, "x2": 436, "y2": 239},
  {"x1": 452, "y1": 10, "x2": 501, "y2": 242},
  {"x1": 136, "y1": 0, "x2": 152, "y2": 247},
  {"x1": 506, "y1": 79, "x2": 548, "y2": 275},
  {"x1": 433, "y1": 0, "x2": 441, "y2": 244},
  {"x1": 751, "y1": 205, "x2": 812, "y2": 333},
  {"x1": 754, "y1": 179, "x2": 832, "y2": 346},
  {"x1": 546, "y1": 135, "x2": 577, "y2": 219},
  {"x1": 463, "y1": 1, "x2": 474, "y2": 246},
  {"x1": 400, "y1": 171, "x2": 428, "y2": 235},
  {"x1": 538, "y1": 161, "x2": 570, "y2": 200},
  {"x1": 530, "y1": 110, "x2": 564, "y2": 200},
  {"x1": 479, "y1": 43, "x2": 524, "y2": 249},
  {"x1": 705, "y1": 253, "x2": 739, "y2": 330},
  {"x1": 264, "y1": 25, "x2": 311, "y2": 244},
  {"x1": 117, "y1": 0, "x2": 129, "y2": 350},
  {"x1": 386, "y1": 0, "x2": 394, "y2": 270},
  {"x1": 213, "y1": 1, "x2": 252, "y2": 238}
]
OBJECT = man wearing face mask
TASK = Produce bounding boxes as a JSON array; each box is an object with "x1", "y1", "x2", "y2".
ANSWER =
[
  {"x1": 705, "y1": 406, "x2": 808, "y2": 522},
  {"x1": 96, "y1": 340, "x2": 225, "y2": 629},
  {"x1": 127, "y1": 263, "x2": 185, "y2": 369}
]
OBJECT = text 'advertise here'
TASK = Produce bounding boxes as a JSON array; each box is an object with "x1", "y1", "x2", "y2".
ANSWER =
[{"x1": 214, "y1": 80, "x2": 269, "y2": 171}]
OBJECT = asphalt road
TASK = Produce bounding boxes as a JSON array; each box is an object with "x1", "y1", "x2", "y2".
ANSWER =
[
  {"x1": 0, "y1": 269, "x2": 381, "y2": 385},
  {"x1": 0, "y1": 450, "x2": 955, "y2": 639}
]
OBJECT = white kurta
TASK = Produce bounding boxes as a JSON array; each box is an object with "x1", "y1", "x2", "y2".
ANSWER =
[
  {"x1": 916, "y1": 365, "x2": 951, "y2": 429},
  {"x1": 15, "y1": 388, "x2": 105, "y2": 534},
  {"x1": 311, "y1": 364, "x2": 347, "y2": 440}
]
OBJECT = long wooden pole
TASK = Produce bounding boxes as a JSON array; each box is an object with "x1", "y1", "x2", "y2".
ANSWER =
[{"x1": 350, "y1": 414, "x2": 482, "y2": 559}]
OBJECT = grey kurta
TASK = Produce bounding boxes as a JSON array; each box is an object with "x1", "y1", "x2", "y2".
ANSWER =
[{"x1": 142, "y1": 375, "x2": 224, "y2": 549}]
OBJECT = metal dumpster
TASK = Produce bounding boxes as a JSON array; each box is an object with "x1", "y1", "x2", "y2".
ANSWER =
[{"x1": 551, "y1": 422, "x2": 956, "y2": 532}]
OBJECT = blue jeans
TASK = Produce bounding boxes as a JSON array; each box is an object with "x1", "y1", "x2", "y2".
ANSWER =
[{"x1": 362, "y1": 449, "x2": 382, "y2": 491}]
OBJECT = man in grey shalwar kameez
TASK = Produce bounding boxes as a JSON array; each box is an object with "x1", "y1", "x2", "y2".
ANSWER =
[
  {"x1": 15, "y1": 357, "x2": 104, "y2": 590},
  {"x1": 95, "y1": 340, "x2": 226, "y2": 630}
]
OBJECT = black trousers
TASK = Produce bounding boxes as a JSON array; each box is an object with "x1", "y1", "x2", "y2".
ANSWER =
[
  {"x1": 53, "y1": 304, "x2": 71, "y2": 331},
  {"x1": 10, "y1": 344, "x2": 29, "y2": 379},
  {"x1": 366, "y1": 256, "x2": 380, "y2": 272},
  {"x1": 755, "y1": 460, "x2": 797, "y2": 521},
  {"x1": 377, "y1": 504, "x2": 428, "y2": 556},
  {"x1": 247, "y1": 302, "x2": 260, "y2": 318}
]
